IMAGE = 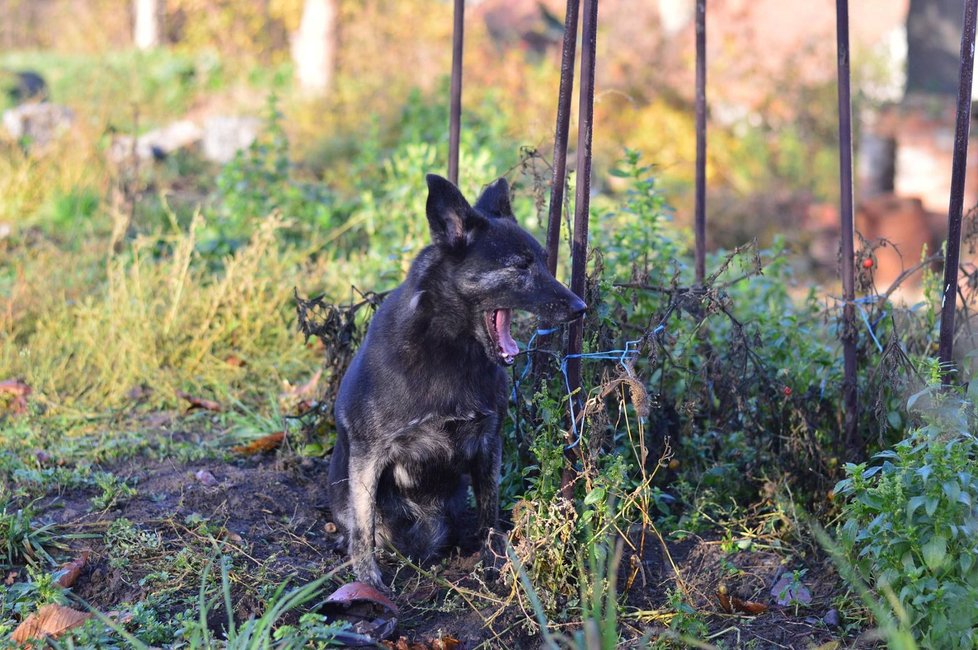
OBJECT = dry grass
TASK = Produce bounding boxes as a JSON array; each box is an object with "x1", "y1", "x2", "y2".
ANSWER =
[{"x1": 1, "y1": 211, "x2": 328, "y2": 415}]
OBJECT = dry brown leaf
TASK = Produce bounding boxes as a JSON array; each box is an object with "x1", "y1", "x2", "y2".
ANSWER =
[
  {"x1": 231, "y1": 432, "x2": 285, "y2": 455},
  {"x1": 431, "y1": 636, "x2": 461, "y2": 650},
  {"x1": 0, "y1": 378, "x2": 31, "y2": 414},
  {"x1": 11, "y1": 604, "x2": 91, "y2": 643},
  {"x1": 731, "y1": 596, "x2": 769, "y2": 615},
  {"x1": 4, "y1": 570, "x2": 17, "y2": 586},
  {"x1": 194, "y1": 469, "x2": 219, "y2": 487},
  {"x1": 176, "y1": 391, "x2": 222, "y2": 412},
  {"x1": 225, "y1": 355, "x2": 246, "y2": 367},
  {"x1": 54, "y1": 551, "x2": 90, "y2": 588}
]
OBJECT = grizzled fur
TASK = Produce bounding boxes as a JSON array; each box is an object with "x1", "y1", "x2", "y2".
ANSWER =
[{"x1": 327, "y1": 174, "x2": 586, "y2": 588}]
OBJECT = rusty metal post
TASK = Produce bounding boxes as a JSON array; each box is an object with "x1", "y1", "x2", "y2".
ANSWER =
[
  {"x1": 533, "y1": 0, "x2": 579, "y2": 376},
  {"x1": 938, "y1": 0, "x2": 978, "y2": 383},
  {"x1": 447, "y1": 0, "x2": 464, "y2": 184},
  {"x1": 694, "y1": 0, "x2": 707, "y2": 284},
  {"x1": 835, "y1": 0, "x2": 858, "y2": 452},
  {"x1": 544, "y1": 0, "x2": 581, "y2": 276},
  {"x1": 562, "y1": 0, "x2": 598, "y2": 500}
]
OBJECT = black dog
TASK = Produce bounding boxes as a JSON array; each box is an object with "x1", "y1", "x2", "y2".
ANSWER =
[{"x1": 327, "y1": 174, "x2": 585, "y2": 588}]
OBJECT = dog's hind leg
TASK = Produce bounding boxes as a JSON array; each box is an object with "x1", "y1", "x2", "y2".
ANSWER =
[{"x1": 347, "y1": 451, "x2": 386, "y2": 588}]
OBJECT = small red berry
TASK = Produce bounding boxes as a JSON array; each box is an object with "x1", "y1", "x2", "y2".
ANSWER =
[
  {"x1": 862, "y1": 258, "x2": 874, "y2": 269},
  {"x1": 783, "y1": 386, "x2": 792, "y2": 396}
]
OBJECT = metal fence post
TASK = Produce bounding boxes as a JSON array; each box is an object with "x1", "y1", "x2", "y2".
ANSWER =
[
  {"x1": 937, "y1": 0, "x2": 978, "y2": 383},
  {"x1": 694, "y1": 0, "x2": 707, "y2": 284},
  {"x1": 562, "y1": 0, "x2": 598, "y2": 500},
  {"x1": 533, "y1": 0, "x2": 580, "y2": 383},
  {"x1": 835, "y1": 0, "x2": 859, "y2": 452},
  {"x1": 447, "y1": 0, "x2": 464, "y2": 185},
  {"x1": 544, "y1": 0, "x2": 581, "y2": 276}
]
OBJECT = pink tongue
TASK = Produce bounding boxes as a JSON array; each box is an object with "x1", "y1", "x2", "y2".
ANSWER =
[{"x1": 496, "y1": 309, "x2": 519, "y2": 357}]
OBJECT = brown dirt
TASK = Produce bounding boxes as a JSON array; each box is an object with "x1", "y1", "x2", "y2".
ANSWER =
[{"x1": 29, "y1": 417, "x2": 870, "y2": 649}]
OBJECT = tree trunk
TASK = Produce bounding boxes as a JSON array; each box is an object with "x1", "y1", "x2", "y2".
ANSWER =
[
  {"x1": 292, "y1": 0, "x2": 337, "y2": 95},
  {"x1": 133, "y1": 0, "x2": 162, "y2": 50}
]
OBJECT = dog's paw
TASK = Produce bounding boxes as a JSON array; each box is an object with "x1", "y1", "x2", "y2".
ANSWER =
[{"x1": 353, "y1": 557, "x2": 386, "y2": 591}]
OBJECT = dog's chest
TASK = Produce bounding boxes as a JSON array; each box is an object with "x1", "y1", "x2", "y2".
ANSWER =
[{"x1": 390, "y1": 411, "x2": 493, "y2": 466}]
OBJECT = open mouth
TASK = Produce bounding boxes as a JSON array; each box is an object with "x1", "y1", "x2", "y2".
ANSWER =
[{"x1": 484, "y1": 308, "x2": 519, "y2": 366}]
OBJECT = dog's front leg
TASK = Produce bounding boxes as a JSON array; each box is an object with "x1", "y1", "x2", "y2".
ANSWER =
[
  {"x1": 471, "y1": 422, "x2": 503, "y2": 571},
  {"x1": 347, "y1": 451, "x2": 385, "y2": 588}
]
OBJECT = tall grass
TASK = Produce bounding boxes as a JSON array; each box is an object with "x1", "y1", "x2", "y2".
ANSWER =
[{"x1": 1, "y1": 213, "x2": 324, "y2": 414}]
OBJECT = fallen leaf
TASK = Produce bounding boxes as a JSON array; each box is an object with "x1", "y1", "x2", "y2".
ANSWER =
[
  {"x1": 225, "y1": 355, "x2": 246, "y2": 367},
  {"x1": 53, "y1": 551, "x2": 90, "y2": 588},
  {"x1": 176, "y1": 391, "x2": 222, "y2": 412},
  {"x1": 321, "y1": 581, "x2": 397, "y2": 642},
  {"x1": 11, "y1": 604, "x2": 91, "y2": 643},
  {"x1": 5, "y1": 570, "x2": 16, "y2": 586},
  {"x1": 231, "y1": 432, "x2": 285, "y2": 455},
  {"x1": 771, "y1": 573, "x2": 812, "y2": 606},
  {"x1": 431, "y1": 636, "x2": 461, "y2": 650},
  {"x1": 731, "y1": 596, "x2": 768, "y2": 615},
  {"x1": 195, "y1": 469, "x2": 219, "y2": 487},
  {"x1": 0, "y1": 378, "x2": 31, "y2": 414}
]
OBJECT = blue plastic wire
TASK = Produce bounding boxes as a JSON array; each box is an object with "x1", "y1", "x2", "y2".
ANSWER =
[
  {"x1": 559, "y1": 338, "x2": 643, "y2": 451},
  {"x1": 833, "y1": 294, "x2": 885, "y2": 353},
  {"x1": 511, "y1": 325, "x2": 650, "y2": 451},
  {"x1": 856, "y1": 303, "x2": 883, "y2": 353}
]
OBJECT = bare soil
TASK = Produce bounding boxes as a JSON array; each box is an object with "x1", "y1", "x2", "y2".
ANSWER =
[{"x1": 32, "y1": 415, "x2": 869, "y2": 649}]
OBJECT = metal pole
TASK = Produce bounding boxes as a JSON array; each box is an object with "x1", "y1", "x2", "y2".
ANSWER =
[
  {"x1": 694, "y1": 0, "x2": 707, "y2": 284},
  {"x1": 562, "y1": 0, "x2": 597, "y2": 500},
  {"x1": 835, "y1": 0, "x2": 858, "y2": 452},
  {"x1": 533, "y1": 0, "x2": 579, "y2": 378},
  {"x1": 447, "y1": 0, "x2": 464, "y2": 185},
  {"x1": 544, "y1": 0, "x2": 581, "y2": 276},
  {"x1": 938, "y1": 0, "x2": 978, "y2": 383}
]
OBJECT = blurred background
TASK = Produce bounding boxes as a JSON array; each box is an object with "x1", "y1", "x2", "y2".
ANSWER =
[{"x1": 0, "y1": 0, "x2": 974, "y2": 289}]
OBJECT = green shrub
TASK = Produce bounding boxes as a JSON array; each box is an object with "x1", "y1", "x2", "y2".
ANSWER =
[{"x1": 836, "y1": 388, "x2": 978, "y2": 648}]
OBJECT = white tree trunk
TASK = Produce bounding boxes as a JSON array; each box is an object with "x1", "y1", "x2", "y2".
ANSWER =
[
  {"x1": 134, "y1": 0, "x2": 162, "y2": 50},
  {"x1": 292, "y1": 0, "x2": 337, "y2": 95}
]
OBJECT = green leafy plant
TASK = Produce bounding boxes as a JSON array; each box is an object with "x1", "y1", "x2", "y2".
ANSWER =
[
  {"x1": 90, "y1": 472, "x2": 138, "y2": 511},
  {"x1": 836, "y1": 388, "x2": 978, "y2": 648}
]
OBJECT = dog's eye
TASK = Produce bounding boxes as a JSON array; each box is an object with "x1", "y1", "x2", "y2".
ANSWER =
[{"x1": 514, "y1": 257, "x2": 533, "y2": 270}]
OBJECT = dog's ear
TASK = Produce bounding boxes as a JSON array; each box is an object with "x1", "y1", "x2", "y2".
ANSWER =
[
  {"x1": 474, "y1": 178, "x2": 514, "y2": 219},
  {"x1": 426, "y1": 174, "x2": 485, "y2": 250}
]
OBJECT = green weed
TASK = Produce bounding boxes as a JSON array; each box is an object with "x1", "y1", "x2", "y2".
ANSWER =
[{"x1": 0, "y1": 500, "x2": 59, "y2": 568}]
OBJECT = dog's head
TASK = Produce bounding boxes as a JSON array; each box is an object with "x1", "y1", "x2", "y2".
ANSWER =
[{"x1": 424, "y1": 173, "x2": 586, "y2": 366}]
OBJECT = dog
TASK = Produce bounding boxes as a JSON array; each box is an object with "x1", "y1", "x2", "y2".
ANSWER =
[{"x1": 327, "y1": 173, "x2": 586, "y2": 588}]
